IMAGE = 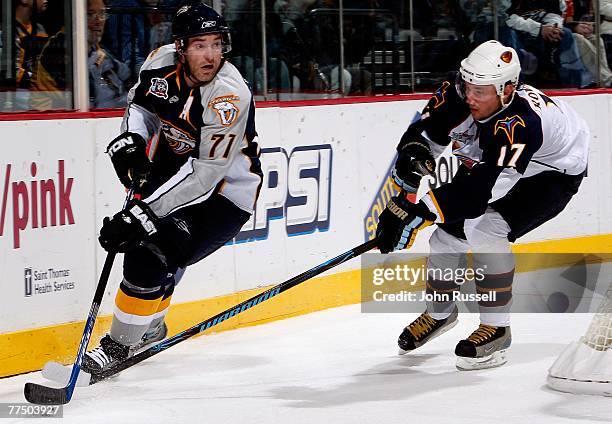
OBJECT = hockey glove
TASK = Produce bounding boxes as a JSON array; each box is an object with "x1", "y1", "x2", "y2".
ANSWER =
[
  {"x1": 106, "y1": 132, "x2": 151, "y2": 189},
  {"x1": 392, "y1": 133, "x2": 436, "y2": 193},
  {"x1": 99, "y1": 200, "x2": 158, "y2": 253},
  {"x1": 376, "y1": 195, "x2": 436, "y2": 254}
]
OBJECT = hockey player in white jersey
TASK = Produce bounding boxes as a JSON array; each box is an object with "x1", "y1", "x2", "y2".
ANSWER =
[
  {"x1": 376, "y1": 40, "x2": 589, "y2": 370},
  {"x1": 81, "y1": 2, "x2": 262, "y2": 376}
]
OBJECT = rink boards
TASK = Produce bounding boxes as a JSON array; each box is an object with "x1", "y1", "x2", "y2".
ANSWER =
[{"x1": 1, "y1": 92, "x2": 611, "y2": 377}]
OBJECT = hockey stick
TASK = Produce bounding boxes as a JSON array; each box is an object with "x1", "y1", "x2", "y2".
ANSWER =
[
  {"x1": 40, "y1": 238, "x2": 379, "y2": 393},
  {"x1": 24, "y1": 187, "x2": 136, "y2": 405}
]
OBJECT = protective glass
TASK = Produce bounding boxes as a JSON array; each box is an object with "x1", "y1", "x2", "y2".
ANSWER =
[{"x1": 460, "y1": 79, "x2": 498, "y2": 101}]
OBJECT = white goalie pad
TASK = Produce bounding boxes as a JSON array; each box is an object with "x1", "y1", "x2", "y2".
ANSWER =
[
  {"x1": 547, "y1": 279, "x2": 612, "y2": 397},
  {"x1": 548, "y1": 302, "x2": 612, "y2": 397},
  {"x1": 547, "y1": 341, "x2": 612, "y2": 396}
]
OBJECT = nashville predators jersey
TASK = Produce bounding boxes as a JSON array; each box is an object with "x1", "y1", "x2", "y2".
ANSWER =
[{"x1": 121, "y1": 44, "x2": 262, "y2": 218}]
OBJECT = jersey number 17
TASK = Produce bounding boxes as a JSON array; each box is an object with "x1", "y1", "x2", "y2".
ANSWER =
[{"x1": 497, "y1": 143, "x2": 525, "y2": 168}]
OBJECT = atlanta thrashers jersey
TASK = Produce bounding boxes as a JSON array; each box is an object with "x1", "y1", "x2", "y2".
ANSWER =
[
  {"x1": 411, "y1": 79, "x2": 589, "y2": 224},
  {"x1": 121, "y1": 44, "x2": 262, "y2": 218}
]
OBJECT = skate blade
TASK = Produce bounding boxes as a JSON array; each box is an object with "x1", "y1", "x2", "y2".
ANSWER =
[
  {"x1": 456, "y1": 349, "x2": 508, "y2": 371},
  {"x1": 398, "y1": 319, "x2": 459, "y2": 355},
  {"x1": 42, "y1": 361, "x2": 92, "y2": 387}
]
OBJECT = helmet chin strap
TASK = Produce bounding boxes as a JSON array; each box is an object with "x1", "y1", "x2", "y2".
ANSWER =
[{"x1": 183, "y1": 60, "x2": 203, "y2": 86}]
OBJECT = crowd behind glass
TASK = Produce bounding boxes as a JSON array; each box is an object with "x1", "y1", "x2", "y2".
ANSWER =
[{"x1": 2, "y1": 0, "x2": 612, "y2": 112}]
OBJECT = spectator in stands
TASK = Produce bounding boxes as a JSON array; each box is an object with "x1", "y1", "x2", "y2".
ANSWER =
[
  {"x1": 227, "y1": 0, "x2": 294, "y2": 98},
  {"x1": 88, "y1": 0, "x2": 131, "y2": 108},
  {"x1": 566, "y1": 0, "x2": 612, "y2": 87},
  {"x1": 274, "y1": 0, "x2": 382, "y2": 96},
  {"x1": 274, "y1": 0, "x2": 317, "y2": 24},
  {"x1": 272, "y1": 0, "x2": 316, "y2": 93},
  {"x1": 342, "y1": 0, "x2": 378, "y2": 95},
  {"x1": 291, "y1": 0, "x2": 352, "y2": 95},
  {"x1": 460, "y1": 2, "x2": 506, "y2": 46},
  {"x1": 31, "y1": 26, "x2": 68, "y2": 110},
  {"x1": 459, "y1": 0, "x2": 538, "y2": 76},
  {"x1": 141, "y1": 0, "x2": 182, "y2": 50},
  {"x1": 603, "y1": 0, "x2": 612, "y2": 66},
  {"x1": 30, "y1": 1, "x2": 73, "y2": 111},
  {"x1": 102, "y1": 0, "x2": 147, "y2": 78},
  {"x1": 505, "y1": 0, "x2": 593, "y2": 87},
  {"x1": 412, "y1": 0, "x2": 437, "y2": 38},
  {"x1": 15, "y1": 0, "x2": 49, "y2": 109}
]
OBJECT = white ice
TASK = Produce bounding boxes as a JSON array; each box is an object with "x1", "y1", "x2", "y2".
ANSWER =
[{"x1": 1, "y1": 305, "x2": 611, "y2": 424}]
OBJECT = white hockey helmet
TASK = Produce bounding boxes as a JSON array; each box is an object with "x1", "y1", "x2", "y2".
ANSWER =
[{"x1": 459, "y1": 40, "x2": 521, "y2": 97}]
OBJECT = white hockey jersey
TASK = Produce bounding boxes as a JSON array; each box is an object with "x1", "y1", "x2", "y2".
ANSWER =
[{"x1": 121, "y1": 44, "x2": 262, "y2": 218}]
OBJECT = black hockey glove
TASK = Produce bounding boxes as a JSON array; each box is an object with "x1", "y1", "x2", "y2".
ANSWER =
[
  {"x1": 99, "y1": 200, "x2": 159, "y2": 253},
  {"x1": 376, "y1": 195, "x2": 436, "y2": 254},
  {"x1": 106, "y1": 132, "x2": 151, "y2": 190},
  {"x1": 392, "y1": 133, "x2": 436, "y2": 193}
]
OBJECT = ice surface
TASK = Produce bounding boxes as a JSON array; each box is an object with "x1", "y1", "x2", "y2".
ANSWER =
[{"x1": 1, "y1": 304, "x2": 611, "y2": 423}]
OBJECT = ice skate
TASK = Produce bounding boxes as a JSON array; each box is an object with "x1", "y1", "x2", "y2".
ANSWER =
[
  {"x1": 133, "y1": 321, "x2": 168, "y2": 353},
  {"x1": 42, "y1": 322, "x2": 168, "y2": 386},
  {"x1": 81, "y1": 334, "x2": 133, "y2": 376},
  {"x1": 455, "y1": 324, "x2": 511, "y2": 370},
  {"x1": 398, "y1": 307, "x2": 458, "y2": 354}
]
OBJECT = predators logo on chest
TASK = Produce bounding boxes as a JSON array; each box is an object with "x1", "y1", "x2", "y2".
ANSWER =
[{"x1": 160, "y1": 121, "x2": 196, "y2": 154}]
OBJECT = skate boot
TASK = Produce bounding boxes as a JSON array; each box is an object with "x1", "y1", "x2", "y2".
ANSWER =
[
  {"x1": 398, "y1": 307, "x2": 458, "y2": 354},
  {"x1": 133, "y1": 321, "x2": 168, "y2": 353},
  {"x1": 82, "y1": 334, "x2": 132, "y2": 376},
  {"x1": 455, "y1": 324, "x2": 511, "y2": 370},
  {"x1": 42, "y1": 325, "x2": 168, "y2": 386}
]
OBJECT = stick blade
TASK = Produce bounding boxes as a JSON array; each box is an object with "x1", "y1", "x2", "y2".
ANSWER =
[
  {"x1": 42, "y1": 361, "x2": 92, "y2": 387},
  {"x1": 24, "y1": 382, "x2": 69, "y2": 405}
]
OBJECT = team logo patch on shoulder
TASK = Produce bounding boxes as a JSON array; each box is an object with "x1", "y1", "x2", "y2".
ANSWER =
[
  {"x1": 494, "y1": 115, "x2": 526, "y2": 145},
  {"x1": 149, "y1": 78, "x2": 169, "y2": 99},
  {"x1": 431, "y1": 81, "x2": 451, "y2": 109},
  {"x1": 209, "y1": 95, "x2": 240, "y2": 126}
]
